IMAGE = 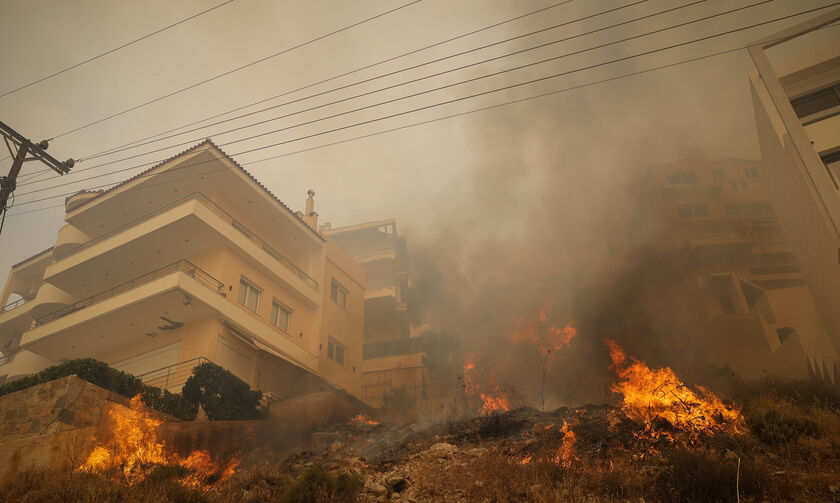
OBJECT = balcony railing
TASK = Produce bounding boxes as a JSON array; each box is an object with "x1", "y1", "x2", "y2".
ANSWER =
[
  {"x1": 33, "y1": 260, "x2": 223, "y2": 326},
  {"x1": 2, "y1": 292, "x2": 36, "y2": 312},
  {"x1": 136, "y1": 356, "x2": 210, "y2": 391},
  {"x1": 54, "y1": 191, "x2": 319, "y2": 291}
]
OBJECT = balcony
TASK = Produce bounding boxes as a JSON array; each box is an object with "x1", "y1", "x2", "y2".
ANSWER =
[
  {"x1": 33, "y1": 260, "x2": 222, "y2": 326},
  {"x1": 45, "y1": 192, "x2": 321, "y2": 305},
  {"x1": 21, "y1": 260, "x2": 318, "y2": 373},
  {"x1": 136, "y1": 356, "x2": 210, "y2": 392}
]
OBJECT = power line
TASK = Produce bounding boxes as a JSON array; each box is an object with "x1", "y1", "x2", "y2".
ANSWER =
[
  {"x1": 44, "y1": 0, "x2": 423, "y2": 141},
  {"x1": 18, "y1": 0, "x2": 711, "y2": 186},
  {"x1": 10, "y1": 0, "x2": 839, "y2": 213},
  {"x1": 78, "y1": 0, "x2": 626, "y2": 162},
  {"x1": 78, "y1": 0, "x2": 580, "y2": 161},
  {"x1": 0, "y1": 0, "x2": 235, "y2": 100}
]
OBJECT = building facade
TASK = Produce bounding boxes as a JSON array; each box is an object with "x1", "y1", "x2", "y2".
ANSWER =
[
  {"x1": 324, "y1": 220, "x2": 429, "y2": 407},
  {"x1": 748, "y1": 8, "x2": 840, "y2": 385},
  {"x1": 647, "y1": 156, "x2": 838, "y2": 382},
  {"x1": 0, "y1": 141, "x2": 366, "y2": 403}
]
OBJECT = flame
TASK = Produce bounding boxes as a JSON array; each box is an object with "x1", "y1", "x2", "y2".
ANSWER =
[
  {"x1": 508, "y1": 298, "x2": 576, "y2": 364},
  {"x1": 605, "y1": 340, "x2": 745, "y2": 443},
  {"x1": 518, "y1": 455, "x2": 533, "y2": 465},
  {"x1": 479, "y1": 386, "x2": 511, "y2": 414},
  {"x1": 553, "y1": 420, "x2": 577, "y2": 468},
  {"x1": 349, "y1": 414, "x2": 379, "y2": 426},
  {"x1": 79, "y1": 395, "x2": 239, "y2": 488},
  {"x1": 464, "y1": 353, "x2": 512, "y2": 415}
]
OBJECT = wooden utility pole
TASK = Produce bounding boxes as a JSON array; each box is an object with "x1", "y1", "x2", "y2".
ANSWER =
[{"x1": 0, "y1": 120, "x2": 74, "y2": 235}]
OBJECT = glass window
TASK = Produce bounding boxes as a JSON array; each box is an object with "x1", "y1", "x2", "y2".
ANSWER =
[
  {"x1": 791, "y1": 86, "x2": 840, "y2": 118},
  {"x1": 712, "y1": 169, "x2": 724, "y2": 182},
  {"x1": 327, "y1": 336, "x2": 345, "y2": 366},
  {"x1": 330, "y1": 280, "x2": 348, "y2": 308},
  {"x1": 665, "y1": 172, "x2": 697, "y2": 185},
  {"x1": 238, "y1": 278, "x2": 261, "y2": 312},
  {"x1": 271, "y1": 301, "x2": 291, "y2": 332},
  {"x1": 822, "y1": 151, "x2": 840, "y2": 190}
]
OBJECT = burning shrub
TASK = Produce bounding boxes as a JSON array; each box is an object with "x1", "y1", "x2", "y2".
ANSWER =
[
  {"x1": 654, "y1": 448, "x2": 769, "y2": 503},
  {"x1": 748, "y1": 408, "x2": 819, "y2": 445},
  {"x1": 285, "y1": 465, "x2": 363, "y2": 503},
  {"x1": 181, "y1": 362, "x2": 263, "y2": 420},
  {"x1": 606, "y1": 340, "x2": 745, "y2": 444}
]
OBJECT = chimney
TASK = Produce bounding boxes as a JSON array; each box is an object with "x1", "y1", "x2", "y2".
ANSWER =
[{"x1": 304, "y1": 189, "x2": 318, "y2": 229}]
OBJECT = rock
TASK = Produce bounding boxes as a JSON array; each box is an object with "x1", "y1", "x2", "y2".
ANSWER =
[
  {"x1": 365, "y1": 479, "x2": 387, "y2": 496},
  {"x1": 385, "y1": 471, "x2": 409, "y2": 492},
  {"x1": 829, "y1": 486, "x2": 839, "y2": 494},
  {"x1": 474, "y1": 480, "x2": 484, "y2": 487},
  {"x1": 529, "y1": 483, "x2": 542, "y2": 492},
  {"x1": 467, "y1": 447, "x2": 489, "y2": 457},
  {"x1": 428, "y1": 442, "x2": 458, "y2": 455}
]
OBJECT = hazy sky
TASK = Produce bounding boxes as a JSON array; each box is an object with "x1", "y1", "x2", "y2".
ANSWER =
[{"x1": 1, "y1": 0, "x2": 838, "y2": 291}]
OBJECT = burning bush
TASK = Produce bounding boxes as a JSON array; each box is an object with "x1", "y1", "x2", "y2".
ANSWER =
[
  {"x1": 79, "y1": 395, "x2": 239, "y2": 489},
  {"x1": 606, "y1": 340, "x2": 745, "y2": 443}
]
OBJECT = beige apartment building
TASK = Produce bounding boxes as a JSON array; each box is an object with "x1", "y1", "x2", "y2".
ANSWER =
[
  {"x1": 0, "y1": 140, "x2": 366, "y2": 403},
  {"x1": 748, "y1": 8, "x2": 840, "y2": 385},
  {"x1": 324, "y1": 220, "x2": 430, "y2": 407},
  {"x1": 647, "y1": 156, "x2": 838, "y2": 382}
]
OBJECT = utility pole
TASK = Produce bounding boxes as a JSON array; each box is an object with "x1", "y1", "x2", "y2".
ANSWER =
[{"x1": 0, "y1": 120, "x2": 74, "y2": 235}]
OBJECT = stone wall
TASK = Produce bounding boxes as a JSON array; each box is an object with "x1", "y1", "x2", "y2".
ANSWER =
[{"x1": 0, "y1": 374, "x2": 130, "y2": 441}]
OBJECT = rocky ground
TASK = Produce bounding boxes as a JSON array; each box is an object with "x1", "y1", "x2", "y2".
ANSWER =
[{"x1": 3, "y1": 386, "x2": 839, "y2": 502}]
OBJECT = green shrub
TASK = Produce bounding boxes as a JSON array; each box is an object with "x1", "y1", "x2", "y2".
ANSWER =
[
  {"x1": 738, "y1": 377, "x2": 840, "y2": 410},
  {"x1": 0, "y1": 358, "x2": 145, "y2": 398},
  {"x1": 654, "y1": 449, "x2": 768, "y2": 503},
  {"x1": 140, "y1": 386, "x2": 194, "y2": 421},
  {"x1": 748, "y1": 408, "x2": 819, "y2": 444},
  {"x1": 285, "y1": 465, "x2": 363, "y2": 503},
  {"x1": 181, "y1": 362, "x2": 263, "y2": 420},
  {"x1": 0, "y1": 359, "x2": 263, "y2": 422}
]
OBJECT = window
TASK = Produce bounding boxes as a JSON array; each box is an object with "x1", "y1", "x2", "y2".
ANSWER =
[
  {"x1": 327, "y1": 336, "x2": 345, "y2": 365},
  {"x1": 330, "y1": 280, "x2": 348, "y2": 308},
  {"x1": 271, "y1": 300, "x2": 291, "y2": 332},
  {"x1": 744, "y1": 167, "x2": 759, "y2": 179},
  {"x1": 237, "y1": 277, "x2": 261, "y2": 312},
  {"x1": 790, "y1": 85, "x2": 840, "y2": 119},
  {"x1": 712, "y1": 169, "x2": 725, "y2": 182},
  {"x1": 676, "y1": 204, "x2": 709, "y2": 218},
  {"x1": 821, "y1": 150, "x2": 840, "y2": 190},
  {"x1": 730, "y1": 182, "x2": 738, "y2": 190},
  {"x1": 741, "y1": 181, "x2": 748, "y2": 189},
  {"x1": 665, "y1": 172, "x2": 697, "y2": 185}
]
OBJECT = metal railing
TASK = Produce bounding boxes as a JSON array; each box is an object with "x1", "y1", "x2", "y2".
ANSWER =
[
  {"x1": 54, "y1": 191, "x2": 319, "y2": 291},
  {"x1": 34, "y1": 260, "x2": 223, "y2": 326},
  {"x1": 2, "y1": 292, "x2": 36, "y2": 312},
  {"x1": 136, "y1": 356, "x2": 210, "y2": 391}
]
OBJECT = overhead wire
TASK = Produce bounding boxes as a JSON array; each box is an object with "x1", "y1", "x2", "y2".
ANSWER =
[
  {"x1": 0, "y1": 0, "x2": 236, "y2": 100},
  {"x1": 15, "y1": 0, "x2": 583, "y2": 177},
  {"x1": 16, "y1": 0, "x2": 714, "y2": 188},
  {"x1": 8, "y1": 0, "x2": 840, "y2": 217},
  {"x1": 44, "y1": 0, "x2": 423, "y2": 142}
]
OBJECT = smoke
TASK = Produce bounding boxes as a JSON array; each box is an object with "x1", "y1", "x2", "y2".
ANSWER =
[{"x1": 398, "y1": 0, "x2": 769, "y2": 406}]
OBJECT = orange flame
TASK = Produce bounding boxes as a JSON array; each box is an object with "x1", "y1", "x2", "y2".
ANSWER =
[
  {"x1": 79, "y1": 395, "x2": 239, "y2": 488},
  {"x1": 479, "y1": 386, "x2": 511, "y2": 415},
  {"x1": 464, "y1": 353, "x2": 512, "y2": 415},
  {"x1": 553, "y1": 420, "x2": 577, "y2": 468},
  {"x1": 508, "y1": 298, "x2": 576, "y2": 364},
  {"x1": 349, "y1": 414, "x2": 379, "y2": 426},
  {"x1": 605, "y1": 340, "x2": 745, "y2": 443}
]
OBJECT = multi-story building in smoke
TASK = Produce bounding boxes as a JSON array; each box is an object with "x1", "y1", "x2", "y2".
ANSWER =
[
  {"x1": 0, "y1": 140, "x2": 366, "y2": 404},
  {"x1": 324, "y1": 220, "x2": 429, "y2": 407},
  {"x1": 647, "y1": 155, "x2": 838, "y2": 382},
  {"x1": 748, "y1": 8, "x2": 840, "y2": 385}
]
